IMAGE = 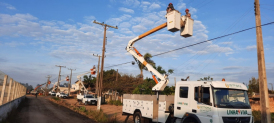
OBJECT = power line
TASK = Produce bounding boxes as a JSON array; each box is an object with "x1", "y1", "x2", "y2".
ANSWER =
[
  {"x1": 104, "y1": 61, "x2": 135, "y2": 68},
  {"x1": 151, "y1": 21, "x2": 274, "y2": 57}
]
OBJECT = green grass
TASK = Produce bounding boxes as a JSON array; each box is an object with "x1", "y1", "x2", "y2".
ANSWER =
[
  {"x1": 252, "y1": 110, "x2": 274, "y2": 123},
  {"x1": 108, "y1": 100, "x2": 122, "y2": 106},
  {"x1": 51, "y1": 97, "x2": 60, "y2": 101}
]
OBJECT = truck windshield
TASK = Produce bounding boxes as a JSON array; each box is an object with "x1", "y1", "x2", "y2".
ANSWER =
[
  {"x1": 86, "y1": 96, "x2": 94, "y2": 98},
  {"x1": 213, "y1": 88, "x2": 250, "y2": 109}
]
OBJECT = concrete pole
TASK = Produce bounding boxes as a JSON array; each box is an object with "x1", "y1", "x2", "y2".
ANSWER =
[
  {"x1": 56, "y1": 65, "x2": 66, "y2": 93},
  {"x1": 0, "y1": 75, "x2": 8, "y2": 105},
  {"x1": 254, "y1": 0, "x2": 271, "y2": 122},
  {"x1": 93, "y1": 54, "x2": 101, "y2": 96},
  {"x1": 68, "y1": 68, "x2": 76, "y2": 96}
]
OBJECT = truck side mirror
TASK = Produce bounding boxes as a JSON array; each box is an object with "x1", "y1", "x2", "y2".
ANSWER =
[{"x1": 198, "y1": 86, "x2": 203, "y2": 103}]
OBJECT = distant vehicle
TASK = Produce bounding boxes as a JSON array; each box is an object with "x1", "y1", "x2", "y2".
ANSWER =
[
  {"x1": 30, "y1": 90, "x2": 38, "y2": 95},
  {"x1": 56, "y1": 92, "x2": 68, "y2": 98},
  {"x1": 77, "y1": 94, "x2": 97, "y2": 105},
  {"x1": 49, "y1": 91, "x2": 56, "y2": 96}
]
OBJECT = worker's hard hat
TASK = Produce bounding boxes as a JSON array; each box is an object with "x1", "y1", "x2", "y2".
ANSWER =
[
  {"x1": 185, "y1": 8, "x2": 189, "y2": 11},
  {"x1": 169, "y1": 3, "x2": 172, "y2": 5}
]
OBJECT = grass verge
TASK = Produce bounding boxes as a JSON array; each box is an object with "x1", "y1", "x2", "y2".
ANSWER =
[
  {"x1": 108, "y1": 100, "x2": 122, "y2": 106},
  {"x1": 252, "y1": 110, "x2": 274, "y2": 123}
]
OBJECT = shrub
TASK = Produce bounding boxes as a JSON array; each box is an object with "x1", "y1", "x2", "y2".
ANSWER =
[
  {"x1": 79, "y1": 106, "x2": 86, "y2": 112},
  {"x1": 52, "y1": 97, "x2": 60, "y2": 101}
]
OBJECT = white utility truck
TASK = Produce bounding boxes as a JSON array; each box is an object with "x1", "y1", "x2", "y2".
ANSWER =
[
  {"x1": 122, "y1": 9, "x2": 253, "y2": 123},
  {"x1": 77, "y1": 93, "x2": 97, "y2": 105},
  {"x1": 76, "y1": 69, "x2": 98, "y2": 105}
]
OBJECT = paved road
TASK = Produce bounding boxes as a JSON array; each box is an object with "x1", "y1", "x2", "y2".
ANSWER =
[{"x1": 12, "y1": 96, "x2": 96, "y2": 123}]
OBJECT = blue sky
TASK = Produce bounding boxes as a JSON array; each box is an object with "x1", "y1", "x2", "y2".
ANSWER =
[{"x1": 0, "y1": 0, "x2": 273, "y2": 88}]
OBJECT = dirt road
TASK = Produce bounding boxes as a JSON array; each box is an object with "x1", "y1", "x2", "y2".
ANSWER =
[{"x1": 11, "y1": 95, "x2": 96, "y2": 123}]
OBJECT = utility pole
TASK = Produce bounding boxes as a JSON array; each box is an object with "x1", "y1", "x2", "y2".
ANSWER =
[
  {"x1": 93, "y1": 54, "x2": 103, "y2": 96},
  {"x1": 45, "y1": 75, "x2": 51, "y2": 96},
  {"x1": 115, "y1": 69, "x2": 118, "y2": 100},
  {"x1": 68, "y1": 68, "x2": 76, "y2": 96},
  {"x1": 56, "y1": 65, "x2": 66, "y2": 93},
  {"x1": 254, "y1": 0, "x2": 271, "y2": 122},
  {"x1": 93, "y1": 20, "x2": 118, "y2": 111}
]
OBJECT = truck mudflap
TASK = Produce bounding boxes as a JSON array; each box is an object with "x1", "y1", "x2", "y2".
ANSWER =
[{"x1": 181, "y1": 113, "x2": 201, "y2": 123}]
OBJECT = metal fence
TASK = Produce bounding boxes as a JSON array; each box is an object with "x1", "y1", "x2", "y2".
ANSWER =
[{"x1": 0, "y1": 71, "x2": 26, "y2": 106}]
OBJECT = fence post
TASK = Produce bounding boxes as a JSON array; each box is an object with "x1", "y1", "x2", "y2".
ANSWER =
[
  {"x1": 7, "y1": 78, "x2": 13, "y2": 102},
  {"x1": 19, "y1": 83, "x2": 22, "y2": 98},
  {"x1": 0, "y1": 75, "x2": 8, "y2": 105},
  {"x1": 12, "y1": 82, "x2": 17, "y2": 100},
  {"x1": 15, "y1": 82, "x2": 18, "y2": 99}
]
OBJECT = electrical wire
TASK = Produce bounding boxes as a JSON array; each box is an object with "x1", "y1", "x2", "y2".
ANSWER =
[
  {"x1": 151, "y1": 21, "x2": 274, "y2": 57},
  {"x1": 175, "y1": 7, "x2": 253, "y2": 69},
  {"x1": 104, "y1": 61, "x2": 134, "y2": 68}
]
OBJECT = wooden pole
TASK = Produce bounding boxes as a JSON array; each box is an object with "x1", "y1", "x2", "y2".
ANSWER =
[
  {"x1": 254, "y1": 0, "x2": 271, "y2": 122},
  {"x1": 93, "y1": 20, "x2": 118, "y2": 110}
]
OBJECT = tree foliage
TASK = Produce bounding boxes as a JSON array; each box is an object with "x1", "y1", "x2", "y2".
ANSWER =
[
  {"x1": 247, "y1": 77, "x2": 259, "y2": 93},
  {"x1": 198, "y1": 76, "x2": 213, "y2": 81},
  {"x1": 133, "y1": 53, "x2": 155, "y2": 78},
  {"x1": 83, "y1": 75, "x2": 96, "y2": 89}
]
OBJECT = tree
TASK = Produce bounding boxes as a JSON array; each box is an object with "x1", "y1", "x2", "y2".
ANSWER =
[
  {"x1": 247, "y1": 77, "x2": 259, "y2": 93},
  {"x1": 198, "y1": 76, "x2": 213, "y2": 81},
  {"x1": 133, "y1": 53, "x2": 155, "y2": 78},
  {"x1": 154, "y1": 65, "x2": 174, "y2": 75},
  {"x1": 83, "y1": 75, "x2": 96, "y2": 89}
]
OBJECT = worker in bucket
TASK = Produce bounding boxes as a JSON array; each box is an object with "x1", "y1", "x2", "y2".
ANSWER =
[
  {"x1": 185, "y1": 8, "x2": 191, "y2": 19},
  {"x1": 166, "y1": 3, "x2": 175, "y2": 13}
]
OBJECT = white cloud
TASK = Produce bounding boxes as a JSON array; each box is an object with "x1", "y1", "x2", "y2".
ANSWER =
[
  {"x1": 5, "y1": 41, "x2": 25, "y2": 47},
  {"x1": 220, "y1": 42, "x2": 233, "y2": 45},
  {"x1": 83, "y1": 16, "x2": 96, "y2": 23},
  {"x1": 246, "y1": 45, "x2": 257, "y2": 51},
  {"x1": 119, "y1": 7, "x2": 134, "y2": 14},
  {"x1": 0, "y1": 3, "x2": 16, "y2": 10},
  {"x1": 149, "y1": 3, "x2": 161, "y2": 10},
  {"x1": 132, "y1": 25, "x2": 147, "y2": 32}
]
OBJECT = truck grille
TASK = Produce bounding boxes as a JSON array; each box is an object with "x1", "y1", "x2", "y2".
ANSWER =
[{"x1": 222, "y1": 117, "x2": 250, "y2": 123}]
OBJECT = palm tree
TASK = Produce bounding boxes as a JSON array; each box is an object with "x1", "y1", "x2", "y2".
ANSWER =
[{"x1": 133, "y1": 53, "x2": 155, "y2": 78}]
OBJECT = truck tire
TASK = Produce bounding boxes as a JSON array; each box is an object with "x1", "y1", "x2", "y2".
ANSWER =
[
  {"x1": 182, "y1": 117, "x2": 198, "y2": 123},
  {"x1": 133, "y1": 112, "x2": 144, "y2": 123},
  {"x1": 85, "y1": 101, "x2": 87, "y2": 106}
]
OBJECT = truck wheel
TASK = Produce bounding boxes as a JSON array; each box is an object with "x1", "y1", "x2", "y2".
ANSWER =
[
  {"x1": 133, "y1": 112, "x2": 144, "y2": 123},
  {"x1": 85, "y1": 102, "x2": 87, "y2": 106},
  {"x1": 182, "y1": 117, "x2": 198, "y2": 123}
]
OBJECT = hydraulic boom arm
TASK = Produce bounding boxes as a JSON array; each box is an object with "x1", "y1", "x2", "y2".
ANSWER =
[{"x1": 126, "y1": 23, "x2": 169, "y2": 91}]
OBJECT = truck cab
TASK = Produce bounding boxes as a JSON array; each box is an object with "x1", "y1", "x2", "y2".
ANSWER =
[
  {"x1": 174, "y1": 81, "x2": 252, "y2": 123},
  {"x1": 77, "y1": 93, "x2": 98, "y2": 105}
]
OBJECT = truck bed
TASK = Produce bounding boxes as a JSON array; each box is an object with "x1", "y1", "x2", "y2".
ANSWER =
[{"x1": 123, "y1": 94, "x2": 174, "y2": 121}]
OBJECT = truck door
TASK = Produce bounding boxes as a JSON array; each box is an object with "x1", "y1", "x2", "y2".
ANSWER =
[
  {"x1": 174, "y1": 84, "x2": 191, "y2": 117},
  {"x1": 194, "y1": 85, "x2": 213, "y2": 123}
]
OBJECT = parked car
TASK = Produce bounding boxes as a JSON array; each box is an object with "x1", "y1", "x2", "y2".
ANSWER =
[
  {"x1": 49, "y1": 91, "x2": 56, "y2": 96},
  {"x1": 56, "y1": 92, "x2": 68, "y2": 98}
]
